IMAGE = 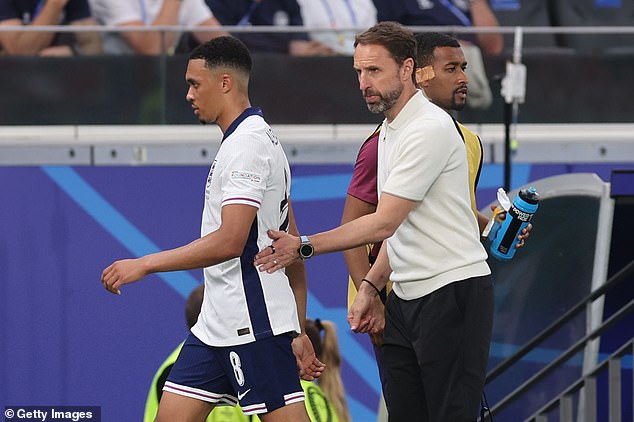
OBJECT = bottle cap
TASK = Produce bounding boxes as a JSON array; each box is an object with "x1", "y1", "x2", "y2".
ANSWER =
[{"x1": 520, "y1": 187, "x2": 540, "y2": 204}]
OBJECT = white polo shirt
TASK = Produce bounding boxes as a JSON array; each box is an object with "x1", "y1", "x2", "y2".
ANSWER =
[
  {"x1": 192, "y1": 107, "x2": 300, "y2": 347},
  {"x1": 377, "y1": 91, "x2": 490, "y2": 300}
]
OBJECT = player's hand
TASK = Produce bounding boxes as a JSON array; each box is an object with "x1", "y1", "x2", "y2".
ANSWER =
[
  {"x1": 254, "y1": 230, "x2": 300, "y2": 273},
  {"x1": 489, "y1": 205, "x2": 532, "y2": 248},
  {"x1": 101, "y1": 258, "x2": 148, "y2": 295},
  {"x1": 516, "y1": 223, "x2": 532, "y2": 248},
  {"x1": 292, "y1": 333, "x2": 325, "y2": 381}
]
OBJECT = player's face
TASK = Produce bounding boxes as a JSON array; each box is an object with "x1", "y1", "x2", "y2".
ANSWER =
[
  {"x1": 185, "y1": 58, "x2": 222, "y2": 124},
  {"x1": 424, "y1": 46, "x2": 469, "y2": 111},
  {"x1": 353, "y1": 43, "x2": 404, "y2": 114}
]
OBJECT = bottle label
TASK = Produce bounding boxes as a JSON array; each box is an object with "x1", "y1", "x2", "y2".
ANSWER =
[
  {"x1": 496, "y1": 203, "x2": 533, "y2": 254},
  {"x1": 511, "y1": 205, "x2": 533, "y2": 223}
]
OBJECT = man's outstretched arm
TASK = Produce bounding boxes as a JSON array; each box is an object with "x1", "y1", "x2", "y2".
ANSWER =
[{"x1": 254, "y1": 192, "x2": 417, "y2": 272}]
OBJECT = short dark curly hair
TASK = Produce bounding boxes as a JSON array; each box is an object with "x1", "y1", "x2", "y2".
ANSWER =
[
  {"x1": 415, "y1": 32, "x2": 461, "y2": 68},
  {"x1": 189, "y1": 36, "x2": 252, "y2": 76}
]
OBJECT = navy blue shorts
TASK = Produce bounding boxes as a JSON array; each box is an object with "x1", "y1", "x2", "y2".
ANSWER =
[{"x1": 164, "y1": 332, "x2": 304, "y2": 415}]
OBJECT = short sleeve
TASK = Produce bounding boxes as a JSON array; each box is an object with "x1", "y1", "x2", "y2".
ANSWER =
[
  {"x1": 347, "y1": 132, "x2": 379, "y2": 205},
  {"x1": 219, "y1": 136, "x2": 269, "y2": 209}
]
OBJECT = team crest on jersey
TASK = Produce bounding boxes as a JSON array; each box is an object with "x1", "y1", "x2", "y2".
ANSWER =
[
  {"x1": 205, "y1": 160, "x2": 217, "y2": 199},
  {"x1": 231, "y1": 170, "x2": 262, "y2": 184}
]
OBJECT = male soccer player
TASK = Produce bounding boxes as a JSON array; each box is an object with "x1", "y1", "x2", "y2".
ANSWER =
[{"x1": 102, "y1": 36, "x2": 322, "y2": 422}]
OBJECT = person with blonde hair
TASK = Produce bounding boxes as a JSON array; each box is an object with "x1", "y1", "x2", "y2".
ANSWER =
[{"x1": 304, "y1": 319, "x2": 351, "y2": 422}]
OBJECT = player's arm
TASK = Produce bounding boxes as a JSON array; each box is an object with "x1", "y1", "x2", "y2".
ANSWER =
[
  {"x1": 101, "y1": 203, "x2": 257, "y2": 295},
  {"x1": 285, "y1": 199, "x2": 308, "y2": 332},
  {"x1": 477, "y1": 210, "x2": 489, "y2": 235},
  {"x1": 286, "y1": 199, "x2": 325, "y2": 380},
  {"x1": 340, "y1": 194, "x2": 376, "y2": 289},
  {"x1": 255, "y1": 192, "x2": 417, "y2": 272}
]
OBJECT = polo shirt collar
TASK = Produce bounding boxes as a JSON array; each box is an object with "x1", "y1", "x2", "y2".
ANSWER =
[{"x1": 386, "y1": 90, "x2": 428, "y2": 130}]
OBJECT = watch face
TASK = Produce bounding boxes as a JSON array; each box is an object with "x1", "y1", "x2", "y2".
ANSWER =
[{"x1": 299, "y1": 243, "x2": 314, "y2": 258}]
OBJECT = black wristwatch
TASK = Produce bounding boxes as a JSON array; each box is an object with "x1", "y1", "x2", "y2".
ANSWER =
[{"x1": 298, "y1": 235, "x2": 314, "y2": 260}]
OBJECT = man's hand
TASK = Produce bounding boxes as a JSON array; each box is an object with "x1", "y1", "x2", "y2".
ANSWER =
[
  {"x1": 347, "y1": 283, "x2": 377, "y2": 333},
  {"x1": 254, "y1": 230, "x2": 301, "y2": 273},
  {"x1": 368, "y1": 296, "x2": 385, "y2": 346},
  {"x1": 292, "y1": 333, "x2": 325, "y2": 381},
  {"x1": 101, "y1": 258, "x2": 148, "y2": 295}
]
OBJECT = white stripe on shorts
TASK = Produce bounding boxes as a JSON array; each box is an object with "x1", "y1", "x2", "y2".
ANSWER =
[
  {"x1": 284, "y1": 391, "x2": 305, "y2": 406},
  {"x1": 163, "y1": 381, "x2": 238, "y2": 406},
  {"x1": 241, "y1": 402, "x2": 267, "y2": 415}
]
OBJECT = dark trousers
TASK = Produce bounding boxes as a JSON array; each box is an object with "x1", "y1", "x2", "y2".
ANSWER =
[{"x1": 383, "y1": 275, "x2": 494, "y2": 422}]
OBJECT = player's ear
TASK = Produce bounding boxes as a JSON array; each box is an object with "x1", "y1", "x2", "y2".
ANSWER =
[{"x1": 220, "y1": 74, "x2": 232, "y2": 92}]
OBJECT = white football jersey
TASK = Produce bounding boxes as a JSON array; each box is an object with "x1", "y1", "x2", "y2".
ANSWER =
[{"x1": 191, "y1": 107, "x2": 300, "y2": 346}]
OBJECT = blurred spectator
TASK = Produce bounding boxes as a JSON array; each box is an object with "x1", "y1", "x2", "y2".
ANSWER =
[
  {"x1": 551, "y1": 0, "x2": 634, "y2": 54},
  {"x1": 296, "y1": 0, "x2": 377, "y2": 55},
  {"x1": 205, "y1": 0, "x2": 335, "y2": 56},
  {"x1": 89, "y1": 0, "x2": 226, "y2": 55},
  {"x1": 372, "y1": 0, "x2": 503, "y2": 55},
  {"x1": 0, "y1": 0, "x2": 102, "y2": 56}
]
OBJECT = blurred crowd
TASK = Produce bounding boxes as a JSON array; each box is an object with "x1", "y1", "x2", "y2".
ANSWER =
[
  {"x1": 0, "y1": 0, "x2": 505, "y2": 57},
  {"x1": 1, "y1": 0, "x2": 630, "y2": 58}
]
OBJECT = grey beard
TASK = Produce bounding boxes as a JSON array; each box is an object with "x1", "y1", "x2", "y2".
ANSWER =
[{"x1": 366, "y1": 85, "x2": 403, "y2": 114}]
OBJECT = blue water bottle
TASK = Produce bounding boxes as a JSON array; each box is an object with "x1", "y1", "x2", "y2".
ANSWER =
[{"x1": 488, "y1": 187, "x2": 540, "y2": 261}]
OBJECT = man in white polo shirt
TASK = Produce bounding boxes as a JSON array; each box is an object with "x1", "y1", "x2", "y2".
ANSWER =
[{"x1": 254, "y1": 22, "x2": 493, "y2": 421}]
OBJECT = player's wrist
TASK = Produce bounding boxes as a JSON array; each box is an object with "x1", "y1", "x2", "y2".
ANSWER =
[{"x1": 138, "y1": 254, "x2": 157, "y2": 275}]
